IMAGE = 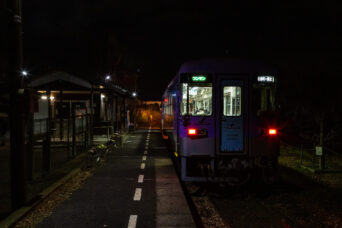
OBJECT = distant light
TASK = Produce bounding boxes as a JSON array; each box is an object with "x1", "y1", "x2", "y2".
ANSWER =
[
  {"x1": 21, "y1": 70, "x2": 28, "y2": 76},
  {"x1": 192, "y1": 75, "x2": 207, "y2": 82},
  {"x1": 258, "y1": 76, "x2": 274, "y2": 83},
  {"x1": 41, "y1": 95, "x2": 47, "y2": 100},
  {"x1": 101, "y1": 94, "x2": 105, "y2": 98},
  {"x1": 105, "y1": 75, "x2": 111, "y2": 80},
  {"x1": 164, "y1": 98, "x2": 168, "y2": 102},
  {"x1": 268, "y1": 128, "x2": 277, "y2": 135},
  {"x1": 50, "y1": 96, "x2": 55, "y2": 100},
  {"x1": 132, "y1": 92, "x2": 137, "y2": 97}
]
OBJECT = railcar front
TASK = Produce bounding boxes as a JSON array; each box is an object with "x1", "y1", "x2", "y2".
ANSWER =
[{"x1": 163, "y1": 59, "x2": 279, "y2": 184}]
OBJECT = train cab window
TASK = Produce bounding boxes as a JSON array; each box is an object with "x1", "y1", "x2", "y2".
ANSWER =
[
  {"x1": 253, "y1": 86, "x2": 276, "y2": 116},
  {"x1": 223, "y1": 86, "x2": 241, "y2": 116},
  {"x1": 181, "y1": 83, "x2": 212, "y2": 116}
]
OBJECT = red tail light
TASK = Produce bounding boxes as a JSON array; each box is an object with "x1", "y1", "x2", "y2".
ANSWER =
[
  {"x1": 188, "y1": 128, "x2": 197, "y2": 135},
  {"x1": 268, "y1": 128, "x2": 277, "y2": 135}
]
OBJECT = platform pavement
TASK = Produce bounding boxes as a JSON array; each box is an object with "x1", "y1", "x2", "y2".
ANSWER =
[{"x1": 37, "y1": 129, "x2": 195, "y2": 228}]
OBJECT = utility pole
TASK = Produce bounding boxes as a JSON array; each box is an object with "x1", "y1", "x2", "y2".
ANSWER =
[{"x1": 7, "y1": 0, "x2": 27, "y2": 209}]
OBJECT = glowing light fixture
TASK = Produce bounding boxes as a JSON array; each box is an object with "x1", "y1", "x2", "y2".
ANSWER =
[
  {"x1": 41, "y1": 95, "x2": 47, "y2": 100},
  {"x1": 101, "y1": 94, "x2": 105, "y2": 98},
  {"x1": 132, "y1": 92, "x2": 137, "y2": 97},
  {"x1": 50, "y1": 96, "x2": 55, "y2": 100},
  {"x1": 268, "y1": 128, "x2": 277, "y2": 135},
  {"x1": 105, "y1": 75, "x2": 111, "y2": 80},
  {"x1": 21, "y1": 70, "x2": 28, "y2": 77},
  {"x1": 188, "y1": 128, "x2": 197, "y2": 135}
]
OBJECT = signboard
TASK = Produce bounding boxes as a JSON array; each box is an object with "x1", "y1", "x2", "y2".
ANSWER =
[
  {"x1": 180, "y1": 73, "x2": 212, "y2": 83},
  {"x1": 315, "y1": 146, "x2": 323, "y2": 156},
  {"x1": 257, "y1": 75, "x2": 274, "y2": 83},
  {"x1": 191, "y1": 75, "x2": 207, "y2": 82}
]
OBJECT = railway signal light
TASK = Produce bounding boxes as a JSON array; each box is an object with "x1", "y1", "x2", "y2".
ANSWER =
[{"x1": 268, "y1": 128, "x2": 277, "y2": 135}]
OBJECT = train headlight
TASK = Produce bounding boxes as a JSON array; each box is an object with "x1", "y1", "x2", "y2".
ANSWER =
[
  {"x1": 187, "y1": 128, "x2": 208, "y2": 139},
  {"x1": 188, "y1": 128, "x2": 197, "y2": 135},
  {"x1": 268, "y1": 128, "x2": 277, "y2": 135}
]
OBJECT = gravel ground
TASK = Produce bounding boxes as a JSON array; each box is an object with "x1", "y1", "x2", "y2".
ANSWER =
[
  {"x1": 183, "y1": 143, "x2": 342, "y2": 228},
  {"x1": 186, "y1": 183, "x2": 229, "y2": 228},
  {"x1": 13, "y1": 169, "x2": 94, "y2": 228},
  {"x1": 186, "y1": 166, "x2": 342, "y2": 228}
]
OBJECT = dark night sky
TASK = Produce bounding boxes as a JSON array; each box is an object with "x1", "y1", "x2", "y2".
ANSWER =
[{"x1": 22, "y1": 0, "x2": 342, "y2": 100}]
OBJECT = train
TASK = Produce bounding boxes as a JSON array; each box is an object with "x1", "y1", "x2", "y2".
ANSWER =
[{"x1": 161, "y1": 58, "x2": 279, "y2": 185}]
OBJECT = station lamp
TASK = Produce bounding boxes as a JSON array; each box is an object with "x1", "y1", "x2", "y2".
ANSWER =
[
  {"x1": 105, "y1": 75, "x2": 111, "y2": 80},
  {"x1": 21, "y1": 70, "x2": 28, "y2": 76},
  {"x1": 132, "y1": 92, "x2": 137, "y2": 97}
]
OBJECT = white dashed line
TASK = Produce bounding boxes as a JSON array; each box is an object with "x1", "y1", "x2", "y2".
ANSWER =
[
  {"x1": 142, "y1": 156, "x2": 147, "y2": 161},
  {"x1": 144, "y1": 150, "x2": 147, "y2": 155},
  {"x1": 140, "y1": 163, "x2": 145, "y2": 169},
  {"x1": 133, "y1": 188, "x2": 142, "y2": 201},
  {"x1": 138, "y1": 175, "x2": 144, "y2": 183},
  {"x1": 145, "y1": 146, "x2": 148, "y2": 150},
  {"x1": 145, "y1": 142, "x2": 149, "y2": 146},
  {"x1": 128, "y1": 215, "x2": 138, "y2": 228}
]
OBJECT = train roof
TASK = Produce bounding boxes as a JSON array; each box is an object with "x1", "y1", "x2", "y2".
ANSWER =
[{"x1": 178, "y1": 58, "x2": 277, "y2": 75}]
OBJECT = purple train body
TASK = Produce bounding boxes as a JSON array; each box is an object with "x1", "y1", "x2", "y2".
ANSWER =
[{"x1": 161, "y1": 58, "x2": 279, "y2": 184}]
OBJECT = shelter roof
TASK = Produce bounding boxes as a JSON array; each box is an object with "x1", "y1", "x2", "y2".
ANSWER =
[{"x1": 28, "y1": 71, "x2": 92, "y2": 90}]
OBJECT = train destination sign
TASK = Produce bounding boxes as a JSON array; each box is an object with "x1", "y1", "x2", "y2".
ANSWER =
[
  {"x1": 191, "y1": 75, "x2": 207, "y2": 82},
  {"x1": 180, "y1": 73, "x2": 212, "y2": 83},
  {"x1": 257, "y1": 75, "x2": 274, "y2": 83}
]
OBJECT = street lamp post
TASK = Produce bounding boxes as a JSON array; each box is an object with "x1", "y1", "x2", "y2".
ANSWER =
[{"x1": 8, "y1": 0, "x2": 28, "y2": 210}]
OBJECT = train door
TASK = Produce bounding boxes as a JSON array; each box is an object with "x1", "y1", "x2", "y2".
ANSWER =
[{"x1": 217, "y1": 78, "x2": 247, "y2": 154}]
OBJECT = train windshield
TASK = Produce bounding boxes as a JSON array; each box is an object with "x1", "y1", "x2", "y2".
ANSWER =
[
  {"x1": 181, "y1": 83, "x2": 212, "y2": 116},
  {"x1": 253, "y1": 85, "x2": 277, "y2": 115}
]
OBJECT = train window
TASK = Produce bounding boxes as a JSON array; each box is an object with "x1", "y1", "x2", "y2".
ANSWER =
[
  {"x1": 252, "y1": 86, "x2": 276, "y2": 115},
  {"x1": 181, "y1": 83, "x2": 188, "y2": 115},
  {"x1": 181, "y1": 83, "x2": 212, "y2": 116},
  {"x1": 223, "y1": 86, "x2": 241, "y2": 116}
]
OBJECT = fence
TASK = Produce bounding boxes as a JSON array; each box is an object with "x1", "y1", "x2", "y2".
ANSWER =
[
  {"x1": 280, "y1": 141, "x2": 342, "y2": 173},
  {"x1": 28, "y1": 114, "x2": 92, "y2": 201}
]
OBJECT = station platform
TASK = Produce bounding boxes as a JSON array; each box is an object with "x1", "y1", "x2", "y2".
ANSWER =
[{"x1": 37, "y1": 129, "x2": 196, "y2": 228}]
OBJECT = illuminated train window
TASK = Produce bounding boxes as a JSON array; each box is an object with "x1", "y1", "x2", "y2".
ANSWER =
[
  {"x1": 223, "y1": 86, "x2": 241, "y2": 116},
  {"x1": 181, "y1": 83, "x2": 212, "y2": 116}
]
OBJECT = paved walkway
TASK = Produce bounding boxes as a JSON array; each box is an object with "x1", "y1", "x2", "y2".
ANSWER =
[{"x1": 38, "y1": 129, "x2": 195, "y2": 228}]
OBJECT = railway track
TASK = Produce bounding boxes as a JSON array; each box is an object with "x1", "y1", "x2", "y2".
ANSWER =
[{"x1": 181, "y1": 166, "x2": 342, "y2": 228}]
